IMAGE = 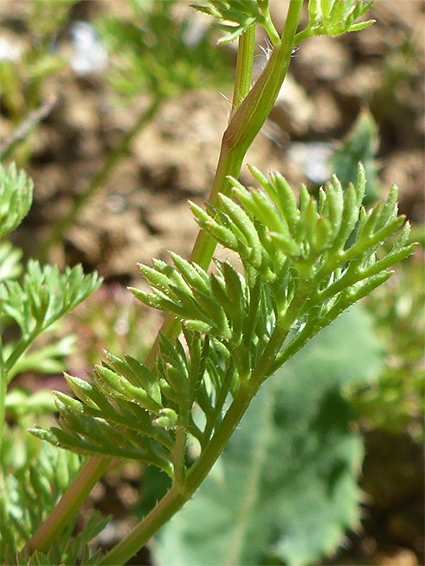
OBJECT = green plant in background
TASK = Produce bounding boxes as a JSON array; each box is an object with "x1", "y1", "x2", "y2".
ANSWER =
[
  {"x1": 2, "y1": 1, "x2": 418, "y2": 565},
  {"x1": 97, "y1": 0, "x2": 230, "y2": 99},
  {"x1": 1, "y1": 429, "x2": 107, "y2": 566},
  {"x1": 0, "y1": 163, "x2": 101, "y2": 429},
  {"x1": 331, "y1": 108, "x2": 380, "y2": 205},
  {"x1": 350, "y1": 254, "x2": 424, "y2": 440},
  {"x1": 328, "y1": 109, "x2": 424, "y2": 441},
  {"x1": 0, "y1": 162, "x2": 102, "y2": 563},
  {"x1": 0, "y1": 1, "x2": 77, "y2": 160}
]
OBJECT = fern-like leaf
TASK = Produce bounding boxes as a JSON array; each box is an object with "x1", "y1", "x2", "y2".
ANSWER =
[
  {"x1": 295, "y1": 0, "x2": 374, "y2": 45},
  {"x1": 34, "y1": 165, "x2": 413, "y2": 484},
  {"x1": 0, "y1": 163, "x2": 33, "y2": 238}
]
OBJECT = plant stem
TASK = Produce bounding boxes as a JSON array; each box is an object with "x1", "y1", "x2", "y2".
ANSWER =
[
  {"x1": 172, "y1": 425, "x2": 187, "y2": 487},
  {"x1": 98, "y1": 8, "x2": 304, "y2": 559},
  {"x1": 1, "y1": 326, "x2": 41, "y2": 434},
  {"x1": 101, "y1": 272, "x2": 302, "y2": 566},
  {"x1": 0, "y1": 369, "x2": 6, "y2": 445},
  {"x1": 24, "y1": 456, "x2": 110, "y2": 555},
  {"x1": 231, "y1": 23, "x2": 256, "y2": 114},
  {"x1": 4, "y1": 330, "x2": 38, "y2": 379},
  {"x1": 27, "y1": 1, "x2": 303, "y2": 557},
  {"x1": 144, "y1": 23, "x2": 257, "y2": 367},
  {"x1": 98, "y1": 483, "x2": 188, "y2": 566},
  {"x1": 38, "y1": 96, "x2": 162, "y2": 263},
  {"x1": 99, "y1": 379, "x2": 257, "y2": 566}
]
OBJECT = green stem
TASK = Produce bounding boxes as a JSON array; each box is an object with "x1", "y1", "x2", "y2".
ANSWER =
[
  {"x1": 1, "y1": 325, "x2": 42, "y2": 433},
  {"x1": 222, "y1": 0, "x2": 303, "y2": 156},
  {"x1": 98, "y1": 484, "x2": 188, "y2": 566},
  {"x1": 38, "y1": 96, "x2": 162, "y2": 263},
  {"x1": 143, "y1": 24, "x2": 258, "y2": 368},
  {"x1": 27, "y1": 1, "x2": 303, "y2": 558},
  {"x1": 0, "y1": 370, "x2": 6, "y2": 445},
  {"x1": 231, "y1": 24, "x2": 256, "y2": 114},
  {"x1": 100, "y1": 5, "x2": 302, "y2": 565},
  {"x1": 172, "y1": 425, "x2": 187, "y2": 487},
  {"x1": 259, "y1": 3, "x2": 280, "y2": 46},
  {"x1": 4, "y1": 329, "x2": 38, "y2": 379},
  {"x1": 99, "y1": 379, "x2": 257, "y2": 566},
  {"x1": 101, "y1": 289, "x2": 298, "y2": 566}
]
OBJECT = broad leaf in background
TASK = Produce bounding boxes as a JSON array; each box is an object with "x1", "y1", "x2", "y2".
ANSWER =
[
  {"x1": 153, "y1": 305, "x2": 383, "y2": 566},
  {"x1": 330, "y1": 109, "x2": 380, "y2": 205}
]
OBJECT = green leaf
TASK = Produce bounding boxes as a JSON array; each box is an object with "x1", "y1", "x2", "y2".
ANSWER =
[
  {"x1": 330, "y1": 109, "x2": 380, "y2": 205},
  {"x1": 153, "y1": 306, "x2": 383, "y2": 566},
  {"x1": 193, "y1": 0, "x2": 261, "y2": 44},
  {"x1": 0, "y1": 242, "x2": 23, "y2": 282},
  {"x1": 6, "y1": 335, "x2": 76, "y2": 381},
  {"x1": 0, "y1": 163, "x2": 33, "y2": 238}
]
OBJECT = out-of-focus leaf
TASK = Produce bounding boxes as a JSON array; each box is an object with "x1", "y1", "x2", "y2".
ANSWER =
[
  {"x1": 6, "y1": 335, "x2": 76, "y2": 381},
  {"x1": 0, "y1": 242, "x2": 23, "y2": 282},
  {"x1": 6, "y1": 388, "x2": 56, "y2": 419},
  {"x1": 330, "y1": 109, "x2": 380, "y2": 205},
  {"x1": 0, "y1": 163, "x2": 33, "y2": 238}
]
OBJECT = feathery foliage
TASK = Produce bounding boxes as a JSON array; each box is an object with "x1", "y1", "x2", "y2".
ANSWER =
[
  {"x1": 0, "y1": 163, "x2": 33, "y2": 239},
  {"x1": 33, "y1": 165, "x2": 414, "y2": 482},
  {"x1": 295, "y1": 0, "x2": 375, "y2": 44},
  {"x1": 0, "y1": 162, "x2": 101, "y2": 388},
  {"x1": 195, "y1": 0, "x2": 374, "y2": 45},
  {"x1": 0, "y1": 161, "x2": 102, "y2": 561},
  {"x1": 193, "y1": 0, "x2": 280, "y2": 44}
]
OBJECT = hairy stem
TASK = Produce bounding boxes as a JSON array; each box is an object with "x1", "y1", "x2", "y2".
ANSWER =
[{"x1": 101, "y1": 280, "x2": 301, "y2": 566}]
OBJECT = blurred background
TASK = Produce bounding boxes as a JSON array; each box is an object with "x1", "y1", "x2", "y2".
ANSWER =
[{"x1": 0, "y1": 1, "x2": 423, "y2": 565}]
